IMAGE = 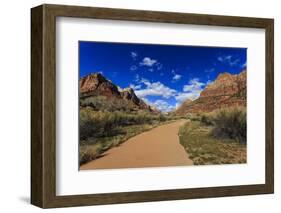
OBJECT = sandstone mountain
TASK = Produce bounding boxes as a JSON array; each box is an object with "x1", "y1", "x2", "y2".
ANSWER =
[
  {"x1": 79, "y1": 72, "x2": 156, "y2": 112},
  {"x1": 80, "y1": 73, "x2": 120, "y2": 97},
  {"x1": 175, "y1": 70, "x2": 246, "y2": 115}
]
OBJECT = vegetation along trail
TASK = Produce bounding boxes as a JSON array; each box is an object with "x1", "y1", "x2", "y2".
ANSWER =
[{"x1": 80, "y1": 120, "x2": 193, "y2": 170}]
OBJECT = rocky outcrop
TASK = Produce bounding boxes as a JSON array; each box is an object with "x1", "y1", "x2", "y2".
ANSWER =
[
  {"x1": 79, "y1": 72, "x2": 156, "y2": 112},
  {"x1": 120, "y1": 88, "x2": 154, "y2": 111},
  {"x1": 175, "y1": 70, "x2": 246, "y2": 115},
  {"x1": 120, "y1": 88, "x2": 140, "y2": 105},
  {"x1": 80, "y1": 73, "x2": 120, "y2": 97},
  {"x1": 200, "y1": 71, "x2": 246, "y2": 98}
]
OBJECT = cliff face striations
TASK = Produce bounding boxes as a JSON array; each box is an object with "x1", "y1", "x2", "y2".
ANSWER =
[{"x1": 175, "y1": 70, "x2": 246, "y2": 115}]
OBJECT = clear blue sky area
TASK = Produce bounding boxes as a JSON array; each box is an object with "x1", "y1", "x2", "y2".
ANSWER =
[{"x1": 79, "y1": 41, "x2": 246, "y2": 112}]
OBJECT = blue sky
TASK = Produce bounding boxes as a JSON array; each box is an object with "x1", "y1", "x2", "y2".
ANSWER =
[{"x1": 79, "y1": 41, "x2": 246, "y2": 112}]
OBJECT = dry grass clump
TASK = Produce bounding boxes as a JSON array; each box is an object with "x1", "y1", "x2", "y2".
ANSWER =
[
  {"x1": 179, "y1": 121, "x2": 246, "y2": 165},
  {"x1": 199, "y1": 107, "x2": 246, "y2": 143},
  {"x1": 179, "y1": 107, "x2": 247, "y2": 165}
]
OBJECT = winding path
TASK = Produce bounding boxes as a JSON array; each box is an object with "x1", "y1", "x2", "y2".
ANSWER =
[{"x1": 80, "y1": 120, "x2": 193, "y2": 170}]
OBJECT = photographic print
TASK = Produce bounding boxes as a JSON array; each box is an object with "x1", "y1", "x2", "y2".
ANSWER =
[
  {"x1": 79, "y1": 41, "x2": 247, "y2": 170},
  {"x1": 31, "y1": 5, "x2": 274, "y2": 207}
]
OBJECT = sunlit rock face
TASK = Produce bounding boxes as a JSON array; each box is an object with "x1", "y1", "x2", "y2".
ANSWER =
[
  {"x1": 175, "y1": 70, "x2": 246, "y2": 115},
  {"x1": 79, "y1": 72, "x2": 158, "y2": 113}
]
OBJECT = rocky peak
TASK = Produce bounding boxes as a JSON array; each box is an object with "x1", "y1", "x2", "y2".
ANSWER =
[
  {"x1": 200, "y1": 70, "x2": 246, "y2": 98},
  {"x1": 120, "y1": 88, "x2": 153, "y2": 110},
  {"x1": 121, "y1": 88, "x2": 138, "y2": 103},
  {"x1": 175, "y1": 70, "x2": 247, "y2": 115},
  {"x1": 183, "y1": 99, "x2": 193, "y2": 105},
  {"x1": 216, "y1": 72, "x2": 232, "y2": 80},
  {"x1": 122, "y1": 87, "x2": 134, "y2": 94},
  {"x1": 79, "y1": 72, "x2": 158, "y2": 113},
  {"x1": 79, "y1": 72, "x2": 120, "y2": 97}
]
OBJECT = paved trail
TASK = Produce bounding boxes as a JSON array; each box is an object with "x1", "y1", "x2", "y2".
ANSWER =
[{"x1": 80, "y1": 120, "x2": 193, "y2": 170}]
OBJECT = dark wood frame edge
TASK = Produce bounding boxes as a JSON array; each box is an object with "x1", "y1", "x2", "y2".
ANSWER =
[{"x1": 31, "y1": 4, "x2": 274, "y2": 208}]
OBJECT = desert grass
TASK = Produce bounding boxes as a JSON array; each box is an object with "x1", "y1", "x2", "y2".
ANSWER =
[
  {"x1": 79, "y1": 107, "x2": 175, "y2": 166},
  {"x1": 200, "y1": 107, "x2": 246, "y2": 143},
  {"x1": 179, "y1": 107, "x2": 247, "y2": 165}
]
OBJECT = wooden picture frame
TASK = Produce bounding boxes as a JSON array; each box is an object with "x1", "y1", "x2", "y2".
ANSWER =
[{"x1": 31, "y1": 4, "x2": 274, "y2": 208}]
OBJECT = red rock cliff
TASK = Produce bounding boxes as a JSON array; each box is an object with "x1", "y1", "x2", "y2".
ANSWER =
[{"x1": 175, "y1": 70, "x2": 246, "y2": 115}]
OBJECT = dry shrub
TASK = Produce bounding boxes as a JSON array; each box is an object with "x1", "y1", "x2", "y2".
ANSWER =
[{"x1": 211, "y1": 107, "x2": 246, "y2": 143}]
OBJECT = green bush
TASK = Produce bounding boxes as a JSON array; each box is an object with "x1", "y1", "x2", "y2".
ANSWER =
[
  {"x1": 80, "y1": 96, "x2": 137, "y2": 112},
  {"x1": 200, "y1": 114, "x2": 214, "y2": 126},
  {"x1": 159, "y1": 114, "x2": 167, "y2": 122},
  {"x1": 211, "y1": 107, "x2": 246, "y2": 143},
  {"x1": 186, "y1": 113, "x2": 200, "y2": 121},
  {"x1": 79, "y1": 107, "x2": 163, "y2": 141}
]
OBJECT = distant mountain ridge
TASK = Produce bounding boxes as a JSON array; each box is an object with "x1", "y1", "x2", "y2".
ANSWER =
[
  {"x1": 79, "y1": 72, "x2": 157, "y2": 112},
  {"x1": 80, "y1": 71, "x2": 246, "y2": 115},
  {"x1": 175, "y1": 70, "x2": 246, "y2": 115}
]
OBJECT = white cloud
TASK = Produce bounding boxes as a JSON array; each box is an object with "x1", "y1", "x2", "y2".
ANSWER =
[
  {"x1": 130, "y1": 65, "x2": 138, "y2": 71},
  {"x1": 183, "y1": 78, "x2": 205, "y2": 92},
  {"x1": 152, "y1": 100, "x2": 175, "y2": 112},
  {"x1": 129, "y1": 83, "x2": 141, "y2": 90},
  {"x1": 175, "y1": 92, "x2": 197, "y2": 102},
  {"x1": 141, "y1": 97, "x2": 152, "y2": 105},
  {"x1": 217, "y1": 55, "x2": 240, "y2": 66},
  {"x1": 171, "y1": 70, "x2": 182, "y2": 82},
  {"x1": 175, "y1": 78, "x2": 206, "y2": 104},
  {"x1": 134, "y1": 74, "x2": 140, "y2": 82},
  {"x1": 134, "y1": 78, "x2": 177, "y2": 99},
  {"x1": 139, "y1": 57, "x2": 157, "y2": 67},
  {"x1": 131, "y1": 51, "x2": 138, "y2": 60},
  {"x1": 173, "y1": 74, "x2": 182, "y2": 81},
  {"x1": 142, "y1": 98, "x2": 175, "y2": 112},
  {"x1": 132, "y1": 76, "x2": 208, "y2": 111}
]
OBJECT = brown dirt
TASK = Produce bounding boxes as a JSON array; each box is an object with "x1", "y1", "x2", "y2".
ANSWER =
[{"x1": 80, "y1": 120, "x2": 193, "y2": 170}]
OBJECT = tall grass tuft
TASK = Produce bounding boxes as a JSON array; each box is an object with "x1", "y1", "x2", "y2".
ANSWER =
[
  {"x1": 200, "y1": 114, "x2": 214, "y2": 126},
  {"x1": 211, "y1": 107, "x2": 246, "y2": 143},
  {"x1": 79, "y1": 107, "x2": 168, "y2": 141}
]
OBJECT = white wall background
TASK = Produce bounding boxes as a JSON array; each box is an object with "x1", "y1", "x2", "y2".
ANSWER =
[{"x1": 0, "y1": 0, "x2": 279, "y2": 212}]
